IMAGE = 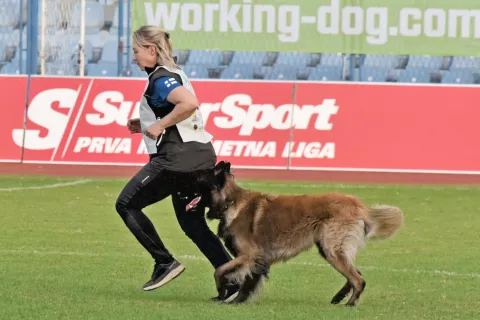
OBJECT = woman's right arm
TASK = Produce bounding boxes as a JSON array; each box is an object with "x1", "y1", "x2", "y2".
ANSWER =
[{"x1": 127, "y1": 118, "x2": 141, "y2": 134}]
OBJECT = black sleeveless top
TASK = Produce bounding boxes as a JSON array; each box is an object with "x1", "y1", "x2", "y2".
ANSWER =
[{"x1": 144, "y1": 66, "x2": 216, "y2": 173}]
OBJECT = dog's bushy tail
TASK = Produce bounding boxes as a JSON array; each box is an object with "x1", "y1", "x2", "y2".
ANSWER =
[{"x1": 365, "y1": 205, "x2": 404, "y2": 240}]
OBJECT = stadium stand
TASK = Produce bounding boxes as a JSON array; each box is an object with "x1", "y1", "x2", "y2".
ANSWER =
[{"x1": 0, "y1": 0, "x2": 479, "y2": 84}]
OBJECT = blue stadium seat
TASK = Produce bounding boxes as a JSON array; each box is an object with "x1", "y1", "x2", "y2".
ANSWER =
[
  {"x1": 58, "y1": 35, "x2": 81, "y2": 57},
  {"x1": 275, "y1": 52, "x2": 311, "y2": 69},
  {"x1": 0, "y1": 27, "x2": 14, "y2": 43},
  {"x1": 0, "y1": 27, "x2": 16, "y2": 61},
  {"x1": 359, "y1": 66, "x2": 394, "y2": 82},
  {"x1": 320, "y1": 53, "x2": 344, "y2": 66},
  {"x1": 0, "y1": 27, "x2": 20, "y2": 48},
  {"x1": 0, "y1": 0, "x2": 20, "y2": 28},
  {"x1": 396, "y1": 69, "x2": 431, "y2": 83},
  {"x1": 362, "y1": 54, "x2": 401, "y2": 68},
  {"x1": 263, "y1": 52, "x2": 278, "y2": 66},
  {"x1": 441, "y1": 70, "x2": 475, "y2": 84},
  {"x1": 85, "y1": 31, "x2": 110, "y2": 51},
  {"x1": 297, "y1": 67, "x2": 313, "y2": 80},
  {"x1": 11, "y1": 49, "x2": 27, "y2": 62},
  {"x1": 230, "y1": 51, "x2": 266, "y2": 67},
  {"x1": 266, "y1": 65, "x2": 297, "y2": 80},
  {"x1": 182, "y1": 64, "x2": 209, "y2": 79},
  {"x1": 252, "y1": 66, "x2": 272, "y2": 79},
  {"x1": 37, "y1": 0, "x2": 64, "y2": 29},
  {"x1": 220, "y1": 64, "x2": 255, "y2": 79},
  {"x1": 87, "y1": 62, "x2": 119, "y2": 77},
  {"x1": 173, "y1": 49, "x2": 189, "y2": 65},
  {"x1": 350, "y1": 68, "x2": 360, "y2": 81},
  {"x1": 46, "y1": 62, "x2": 77, "y2": 76},
  {"x1": 186, "y1": 50, "x2": 222, "y2": 66},
  {"x1": 449, "y1": 56, "x2": 480, "y2": 70},
  {"x1": 71, "y1": 1, "x2": 105, "y2": 34},
  {"x1": 81, "y1": 40, "x2": 94, "y2": 62},
  {"x1": 0, "y1": 61, "x2": 20, "y2": 74},
  {"x1": 99, "y1": 0, "x2": 117, "y2": 6},
  {"x1": 129, "y1": 63, "x2": 147, "y2": 78},
  {"x1": 0, "y1": 41, "x2": 6, "y2": 62},
  {"x1": 310, "y1": 53, "x2": 321, "y2": 66},
  {"x1": 406, "y1": 55, "x2": 445, "y2": 70},
  {"x1": 99, "y1": 40, "x2": 119, "y2": 63},
  {"x1": 308, "y1": 65, "x2": 342, "y2": 81},
  {"x1": 59, "y1": 39, "x2": 94, "y2": 63}
]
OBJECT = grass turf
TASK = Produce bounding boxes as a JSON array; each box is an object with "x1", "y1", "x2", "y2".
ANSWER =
[{"x1": 1, "y1": 175, "x2": 479, "y2": 320}]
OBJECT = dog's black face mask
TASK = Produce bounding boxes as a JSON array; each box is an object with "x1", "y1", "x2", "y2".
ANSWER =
[{"x1": 204, "y1": 161, "x2": 231, "y2": 220}]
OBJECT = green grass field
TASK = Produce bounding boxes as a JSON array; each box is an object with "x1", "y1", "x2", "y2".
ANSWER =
[{"x1": 1, "y1": 175, "x2": 479, "y2": 320}]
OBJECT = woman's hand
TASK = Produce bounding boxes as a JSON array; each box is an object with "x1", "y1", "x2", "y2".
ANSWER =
[
  {"x1": 145, "y1": 121, "x2": 166, "y2": 140},
  {"x1": 127, "y1": 118, "x2": 141, "y2": 134}
]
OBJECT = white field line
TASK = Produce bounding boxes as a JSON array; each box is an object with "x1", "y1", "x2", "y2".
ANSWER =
[
  {"x1": 92, "y1": 179, "x2": 480, "y2": 191},
  {"x1": 0, "y1": 179, "x2": 92, "y2": 192},
  {"x1": 1, "y1": 249, "x2": 479, "y2": 279},
  {"x1": 239, "y1": 182, "x2": 480, "y2": 191}
]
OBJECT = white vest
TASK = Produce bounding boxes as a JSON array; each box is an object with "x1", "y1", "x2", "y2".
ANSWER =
[{"x1": 139, "y1": 65, "x2": 213, "y2": 154}]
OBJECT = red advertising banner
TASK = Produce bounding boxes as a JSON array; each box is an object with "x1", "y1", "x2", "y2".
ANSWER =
[
  {"x1": 0, "y1": 75, "x2": 479, "y2": 174},
  {"x1": 192, "y1": 81, "x2": 294, "y2": 168},
  {"x1": 0, "y1": 75, "x2": 28, "y2": 162},
  {"x1": 19, "y1": 77, "x2": 149, "y2": 164},
  {"x1": 290, "y1": 82, "x2": 479, "y2": 172}
]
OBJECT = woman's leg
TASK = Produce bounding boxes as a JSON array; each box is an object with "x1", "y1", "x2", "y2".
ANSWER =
[
  {"x1": 115, "y1": 162, "x2": 184, "y2": 291},
  {"x1": 169, "y1": 172, "x2": 240, "y2": 298},
  {"x1": 172, "y1": 192, "x2": 233, "y2": 268}
]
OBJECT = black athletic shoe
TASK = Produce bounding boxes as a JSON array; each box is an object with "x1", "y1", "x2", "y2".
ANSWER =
[
  {"x1": 142, "y1": 260, "x2": 185, "y2": 291},
  {"x1": 210, "y1": 283, "x2": 240, "y2": 303}
]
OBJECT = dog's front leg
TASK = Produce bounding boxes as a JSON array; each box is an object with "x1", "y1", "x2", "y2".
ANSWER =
[
  {"x1": 231, "y1": 256, "x2": 270, "y2": 304},
  {"x1": 214, "y1": 255, "x2": 250, "y2": 300},
  {"x1": 231, "y1": 272, "x2": 263, "y2": 303}
]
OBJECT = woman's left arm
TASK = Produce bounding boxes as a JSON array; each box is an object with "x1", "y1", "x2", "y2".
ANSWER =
[{"x1": 145, "y1": 86, "x2": 199, "y2": 140}]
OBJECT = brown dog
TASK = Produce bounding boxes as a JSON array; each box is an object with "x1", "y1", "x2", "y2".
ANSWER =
[{"x1": 206, "y1": 161, "x2": 404, "y2": 306}]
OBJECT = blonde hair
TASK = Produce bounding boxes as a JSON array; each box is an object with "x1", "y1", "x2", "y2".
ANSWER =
[{"x1": 133, "y1": 25, "x2": 179, "y2": 69}]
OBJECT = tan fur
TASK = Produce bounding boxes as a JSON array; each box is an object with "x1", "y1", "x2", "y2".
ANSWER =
[
  {"x1": 209, "y1": 170, "x2": 404, "y2": 306},
  {"x1": 366, "y1": 205, "x2": 404, "y2": 240}
]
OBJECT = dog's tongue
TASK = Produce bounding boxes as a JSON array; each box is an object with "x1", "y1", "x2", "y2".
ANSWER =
[{"x1": 185, "y1": 196, "x2": 202, "y2": 212}]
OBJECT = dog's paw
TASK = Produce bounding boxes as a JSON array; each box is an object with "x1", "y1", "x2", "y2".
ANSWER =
[
  {"x1": 331, "y1": 294, "x2": 347, "y2": 304},
  {"x1": 228, "y1": 293, "x2": 249, "y2": 304},
  {"x1": 331, "y1": 285, "x2": 352, "y2": 305}
]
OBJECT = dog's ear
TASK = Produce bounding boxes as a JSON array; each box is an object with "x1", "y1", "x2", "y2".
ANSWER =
[
  {"x1": 216, "y1": 169, "x2": 227, "y2": 189},
  {"x1": 212, "y1": 161, "x2": 231, "y2": 189},
  {"x1": 224, "y1": 162, "x2": 231, "y2": 173},
  {"x1": 214, "y1": 161, "x2": 226, "y2": 175}
]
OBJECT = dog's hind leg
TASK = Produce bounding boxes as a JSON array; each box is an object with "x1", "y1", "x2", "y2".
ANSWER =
[
  {"x1": 316, "y1": 241, "x2": 353, "y2": 304},
  {"x1": 326, "y1": 250, "x2": 365, "y2": 307},
  {"x1": 330, "y1": 281, "x2": 352, "y2": 305},
  {"x1": 321, "y1": 224, "x2": 366, "y2": 307},
  {"x1": 330, "y1": 269, "x2": 363, "y2": 305}
]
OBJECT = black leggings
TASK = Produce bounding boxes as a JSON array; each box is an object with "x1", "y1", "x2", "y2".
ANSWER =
[{"x1": 115, "y1": 157, "x2": 232, "y2": 269}]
